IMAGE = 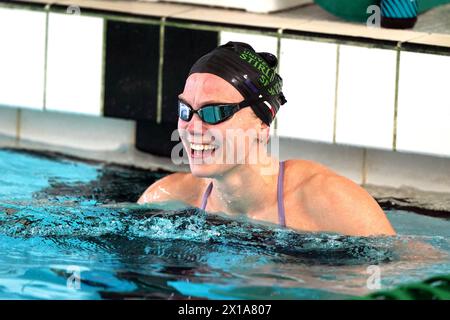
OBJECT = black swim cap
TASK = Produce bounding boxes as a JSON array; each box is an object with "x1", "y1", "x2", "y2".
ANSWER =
[{"x1": 188, "y1": 41, "x2": 287, "y2": 126}]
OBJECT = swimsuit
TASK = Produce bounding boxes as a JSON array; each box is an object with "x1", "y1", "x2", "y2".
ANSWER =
[{"x1": 199, "y1": 161, "x2": 286, "y2": 227}]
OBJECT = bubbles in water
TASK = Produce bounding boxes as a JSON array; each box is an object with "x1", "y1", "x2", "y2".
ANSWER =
[{"x1": 0, "y1": 148, "x2": 449, "y2": 300}]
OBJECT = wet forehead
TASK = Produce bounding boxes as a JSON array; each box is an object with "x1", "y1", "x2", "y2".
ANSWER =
[{"x1": 180, "y1": 73, "x2": 244, "y2": 109}]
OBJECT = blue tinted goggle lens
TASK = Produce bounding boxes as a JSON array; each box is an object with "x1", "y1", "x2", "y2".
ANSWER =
[{"x1": 178, "y1": 100, "x2": 239, "y2": 125}]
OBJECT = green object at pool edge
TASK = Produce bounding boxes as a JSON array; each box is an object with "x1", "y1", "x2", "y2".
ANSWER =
[
  {"x1": 357, "y1": 274, "x2": 450, "y2": 300},
  {"x1": 315, "y1": 0, "x2": 450, "y2": 22}
]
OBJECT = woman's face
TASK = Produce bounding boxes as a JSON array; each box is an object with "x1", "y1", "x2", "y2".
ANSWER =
[{"x1": 178, "y1": 73, "x2": 268, "y2": 178}]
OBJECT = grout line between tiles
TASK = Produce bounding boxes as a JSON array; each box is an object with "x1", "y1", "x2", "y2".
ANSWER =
[
  {"x1": 273, "y1": 28, "x2": 283, "y2": 134},
  {"x1": 43, "y1": 4, "x2": 50, "y2": 111},
  {"x1": 332, "y1": 44, "x2": 340, "y2": 144},
  {"x1": 15, "y1": 108, "x2": 22, "y2": 146},
  {"x1": 362, "y1": 148, "x2": 367, "y2": 185},
  {"x1": 392, "y1": 43, "x2": 401, "y2": 152},
  {"x1": 100, "y1": 18, "x2": 107, "y2": 116},
  {"x1": 156, "y1": 16, "x2": 166, "y2": 124}
]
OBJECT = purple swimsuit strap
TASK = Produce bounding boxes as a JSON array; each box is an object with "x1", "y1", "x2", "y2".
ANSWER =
[
  {"x1": 277, "y1": 160, "x2": 286, "y2": 227},
  {"x1": 200, "y1": 181, "x2": 213, "y2": 211},
  {"x1": 199, "y1": 161, "x2": 286, "y2": 227}
]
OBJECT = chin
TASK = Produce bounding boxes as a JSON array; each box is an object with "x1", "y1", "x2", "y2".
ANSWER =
[
  {"x1": 189, "y1": 162, "x2": 232, "y2": 178},
  {"x1": 189, "y1": 163, "x2": 219, "y2": 178}
]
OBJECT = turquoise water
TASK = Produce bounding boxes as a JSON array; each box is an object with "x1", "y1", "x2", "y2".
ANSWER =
[{"x1": 0, "y1": 148, "x2": 449, "y2": 299}]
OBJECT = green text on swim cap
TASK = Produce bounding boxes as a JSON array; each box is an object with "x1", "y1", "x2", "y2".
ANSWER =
[
  {"x1": 239, "y1": 49, "x2": 282, "y2": 97},
  {"x1": 239, "y1": 50, "x2": 276, "y2": 86}
]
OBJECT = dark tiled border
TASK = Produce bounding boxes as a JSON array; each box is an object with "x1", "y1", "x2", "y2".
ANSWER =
[
  {"x1": 165, "y1": 16, "x2": 279, "y2": 34},
  {"x1": 161, "y1": 26, "x2": 219, "y2": 124},
  {"x1": 282, "y1": 29, "x2": 400, "y2": 51},
  {"x1": 400, "y1": 42, "x2": 450, "y2": 56},
  {"x1": 3, "y1": 1, "x2": 450, "y2": 53},
  {"x1": 135, "y1": 120, "x2": 180, "y2": 158},
  {"x1": 103, "y1": 20, "x2": 160, "y2": 120}
]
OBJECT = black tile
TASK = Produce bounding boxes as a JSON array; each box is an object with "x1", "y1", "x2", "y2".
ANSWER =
[
  {"x1": 135, "y1": 120, "x2": 181, "y2": 158},
  {"x1": 161, "y1": 27, "x2": 219, "y2": 124},
  {"x1": 104, "y1": 20, "x2": 160, "y2": 120}
]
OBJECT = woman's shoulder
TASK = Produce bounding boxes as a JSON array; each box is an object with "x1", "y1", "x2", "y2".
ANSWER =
[
  {"x1": 283, "y1": 159, "x2": 337, "y2": 186},
  {"x1": 282, "y1": 158, "x2": 343, "y2": 204},
  {"x1": 283, "y1": 158, "x2": 357, "y2": 203},
  {"x1": 137, "y1": 172, "x2": 208, "y2": 206},
  {"x1": 282, "y1": 159, "x2": 395, "y2": 236}
]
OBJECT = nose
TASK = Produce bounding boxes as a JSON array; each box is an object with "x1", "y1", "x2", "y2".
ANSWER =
[{"x1": 185, "y1": 113, "x2": 209, "y2": 137}]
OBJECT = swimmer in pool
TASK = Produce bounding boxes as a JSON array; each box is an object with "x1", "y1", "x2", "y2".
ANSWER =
[{"x1": 138, "y1": 41, "x2": 396, "y2": 237}]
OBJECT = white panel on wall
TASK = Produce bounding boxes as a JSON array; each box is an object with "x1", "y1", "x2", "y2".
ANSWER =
[
  {"x1": 277, "y1": 38, "x2": 337, "y2": 143},
  {"x1": 336, "y1": 45, "x2": 397, "y2": 150},
  {"x1": 21, "y1": 110, "x2": 135, "y2": 151},
  {"x1": 0, "y1": 106, "x2": 18, "y2": 138},
  {"x1": 46, "y1": 13, "x2": 104, "y2": 116},
  {"x1": 219, "y1": 31, "x2": 278, "y2": 55},
  {"x1": 397, "y1": 52, "x2": 450, "y2": 157},
  {"x1": 0, "y1": 8, "x2": 46, "y2": 109}
]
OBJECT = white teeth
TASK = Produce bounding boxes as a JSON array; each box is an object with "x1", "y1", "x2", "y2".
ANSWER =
[{"x1": 190, "y1": 143, "x2": 216, "y2": 151}]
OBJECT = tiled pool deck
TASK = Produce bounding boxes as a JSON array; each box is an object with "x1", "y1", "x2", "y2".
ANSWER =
[{"x1": 12, "y1": 0, "x2": 450, "y2": 48}]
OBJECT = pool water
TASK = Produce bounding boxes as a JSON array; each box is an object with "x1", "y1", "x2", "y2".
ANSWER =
[{"x1": 0, "y1": 148, "x2": 449, "y2": 299}]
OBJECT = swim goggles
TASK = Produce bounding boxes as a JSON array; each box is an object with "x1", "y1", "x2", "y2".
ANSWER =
[{"x1": 178, "y1": 97, "x2": 262, "y2": 125}]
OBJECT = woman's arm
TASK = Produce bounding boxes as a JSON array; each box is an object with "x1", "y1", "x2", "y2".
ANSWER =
[
  {"x1": 301, "y1": 173, "x2": 396, "y2": 236},
  {"x1": 137, "y1": 172, "x2": 202, "y2": 207}
]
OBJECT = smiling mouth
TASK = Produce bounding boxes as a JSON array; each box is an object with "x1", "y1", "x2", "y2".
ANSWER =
[{"x1": 189, "y1": 142, "x2": 218, "y2": 159}]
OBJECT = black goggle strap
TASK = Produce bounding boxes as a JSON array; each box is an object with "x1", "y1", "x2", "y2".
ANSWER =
[
  {"x1": 246, "y1": 95, "x2": 276, "y2": 119},
  {"x1": 237, "y1": 95, "x2": 268, "y2": 110}
]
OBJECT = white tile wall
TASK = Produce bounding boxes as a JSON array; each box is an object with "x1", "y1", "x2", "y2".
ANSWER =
[
  {"x1": 219, "y1": 31, "x2": 278, "y2": 54},
  {"x1": 397, "y1": 51, "x2": 450, "y2": 157},
  {"x1": 277, "y1": 38, "x2": 337, "y2": 143},
  {"x1": 0, "y1": 8, "x2": 46, "y2": 110},
  {"x1": 45, "y1": 13, "x2": 104, "y2": 116},
  {"x1": 336, "y1": 45, "x2": 397, "y2": 150},
  {"x1": 20, "y1": 110, "x2": 135, "y2": 151},
  {"x1": 0, "y1": 106, "x2": 18, "y2": 138}
]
